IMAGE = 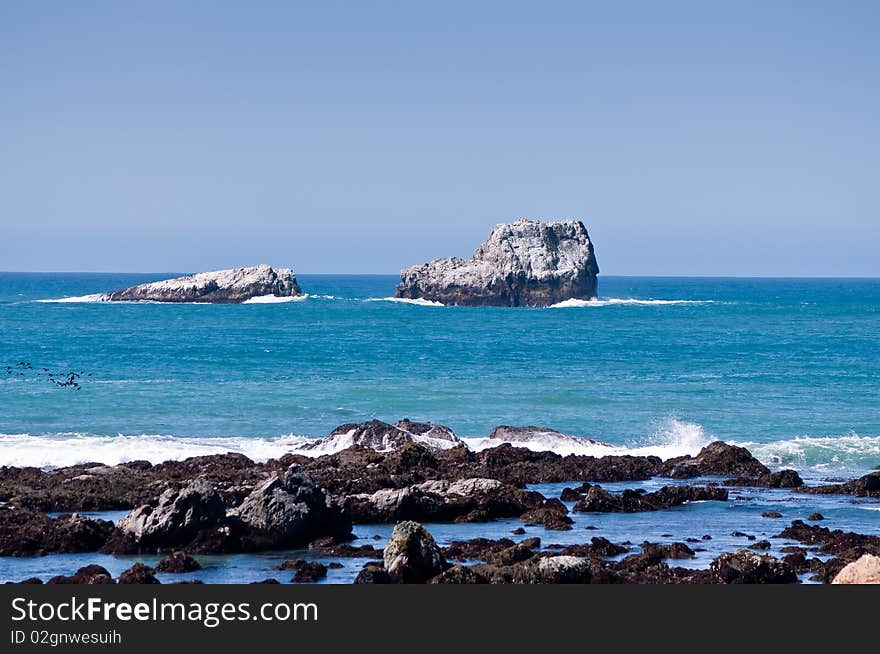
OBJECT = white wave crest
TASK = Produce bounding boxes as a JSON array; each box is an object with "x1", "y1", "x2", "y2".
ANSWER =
[
  {"x1": 35, "y1": 293, "x2": 109, "y2": 303},
  {"x1": 242, "y1": 294, "x2": 308, "y2": 304},
  {"x1": 366, "y1": 297, "x2": 445, "y2": 306},
  {"x1": 0, "y1": 432, "x2": 313, "y2": 468},
  {"x1": 730, "y1": 433, "x2": 880, "y2": 472},
  {"x1": 550, "y1": 298, "x2": 715, "y2": 308}
]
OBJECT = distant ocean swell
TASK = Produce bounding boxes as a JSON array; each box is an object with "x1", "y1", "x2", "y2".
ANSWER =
[{"x1": 2, "y1": 419, "x2": 877, "y2": 474}]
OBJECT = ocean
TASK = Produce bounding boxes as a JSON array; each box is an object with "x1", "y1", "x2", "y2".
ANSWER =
[
  {"x1": 1, "y1": 273, "x2": 879, "y2": 474},
  {"x1": 1, "y1": 272, "x2": 879, "y2": 583}
]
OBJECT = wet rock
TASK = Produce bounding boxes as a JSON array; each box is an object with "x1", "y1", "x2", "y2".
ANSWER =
[
  {"x1": 536, "y1": 556, "x2": 592, "y2": 583},
  {"x1": 116, "y1": 477, "x2": 226, "y2": 551},
  {"x1": 559, "y1": 537, "x2": 629, "y2": 559},
  {"x1": 155, "y1": 551, "x2": 201, "y2": 573},
  {"x1": 230, "y1": 465, "x2": 352, "y2": 549},
  {"x1": 0, "y1": 508, "x2": 117, "y2": 556},
  {"x1": 511, "y1": 527, "x2": 526, "y2": 535},
  {"x1": 808, "y1": 512, "x2": 824, "y2": 521},
  {"x1": 442, "y1": 537, "x2": 516, "y2": 562},
  {"x1": 288, "y1": 561, "x2": 328, "y2": 583},
  {"x1": 383, "y1": 521, "x2": 447, "y2": 583},
  {"x1": 797, "y1": 471, "x2": 880, "y2": 498},
  {"x1": 520, "y1": 498, "x2": 573, "y2": 530},
  {"x1": 662, "y1": 442, "x2": 770, "y2": 479},
  {"x1": 353, "y1": 562, "x2": 391, "y2": 584},
  {"x1": 762, "y1": 511, "x2": 783, "y2": 519},
  {"x1": 748, "y1": 540, "x2": 772, "y2": 550},
  {"x1": 118, "y1": 563, "x2": 160, "y2": 584},
  {"x1": 47, "y1": 565, "x2": 114, "y2": 585},
  {"x1": 572, "y1": 484, "x2": 727, "y2": 513},
  {"x1": 297, "y1": 420, "x2": 462, "y2": 455},
  {"x1": 344, "y1": 477, "x2": 542, "y2": 524},
  {"x1": 725, "y1": 470, "x2": 803, "y2": 489},
  {"x1": 710, "y1": 550, "x2": 797, "y2": 584},
  {"x1": 831, "y1": 554, "x2": 880, "y2": 584},
  {"x1": 429, "y1": 565, "x2": 488, "y2": 584}
]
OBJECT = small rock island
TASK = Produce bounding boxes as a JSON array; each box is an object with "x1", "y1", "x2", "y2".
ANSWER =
[
  {"x1": 395, "y1": 219, "x2": 599, "y2": 307},
  {"x1": 106, "y1": 265, "x2": 302, "y2": 303}
]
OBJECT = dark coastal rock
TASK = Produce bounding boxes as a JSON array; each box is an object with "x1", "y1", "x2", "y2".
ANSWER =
[
  {"x1": 47, "y1": 565, "x2": 115, "y2": 585},
  {"x1": 429, "y1": 565, "x2": 489, "y2": 584},
  {"x1": 118, "y1": 563, "x2": 160, "y2": 584},
  {"x1": 395, "y1": 219, "x2": 599, "y2": 307},
  {"x1": 155, "y1": 551, "x2": 201, "y2": 573},
  {"x1": 774, "y1": 520, "x2": 880, "y2": 568},
  {"x1": 808, "y1": 512, "x2": 825, "y2": 521},
  {"x1": 383, "y1": 521, "x2": 447, "y2": 583},
  {"x1": 343, "y1": 477, "x2": 543, "y2": 524},
  {"x1": 762, "y1": 511, "x2": 783, "y2": 519},
  {"x1": 559, "y1": 537, "x2": 630, "y2": 559},
  {"x1": 442, "y1": 537, "x2": 516, "y2": 562},
  {"x1": 725, "y1": 469, "x2": 804, "y2": 489},
  {"x1": 229, "y1": 465, "x2": 352, "y2": 550},
  {"x1": 520, "y1": 498, "x2": 573, "y2": 530},
  {"x1": 353, "y1": 562, "x2": 391, "y2": 584},
  {"x1": 797, "y1": 471, "x2": 880, "y2": 498},
  {"x1": 279, "y1": 560, "x2": 328, "y2": 583},
  {"x1": 572, "y1": 484, "x2": 728, "y2": 513},
  {"x1": 106, "y1": 265, "x2": 302, "y2": 303},
  {"x1": 662, "y1": 442, "x2": 770, "y2": 479},
  {"x1": 0, "y1": 463, "x2": 156, "y2": 512},
  {"x1": 0, "y1": 508, "x2": 117, "y2": 556},
  {"x1": 710, "y1": 551, "x2": 797, "y2": 584},
  {"x1": 115, "y1": 476, "x2": 227, "y2": 552}
]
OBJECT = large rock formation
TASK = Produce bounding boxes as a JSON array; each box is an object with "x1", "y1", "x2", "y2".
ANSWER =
[
  {"x1": 106, "y1": 265, "x2": 302, "y2": 303},
  {"x1": 395, "y1": 219, "x2": 599, "y2": 306}
]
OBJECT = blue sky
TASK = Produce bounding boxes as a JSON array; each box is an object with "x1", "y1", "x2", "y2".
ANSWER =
[{"x1": 1, "y1": 1, "x2": 878, "y2": 275}]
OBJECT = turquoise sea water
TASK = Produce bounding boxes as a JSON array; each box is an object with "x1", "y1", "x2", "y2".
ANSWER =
[
  {"x1": 1, "y1": 273, "x2": 879, "y2": 473},
  {"x1": 1, "y1": 273, "x2": 878, "y2": 583}
]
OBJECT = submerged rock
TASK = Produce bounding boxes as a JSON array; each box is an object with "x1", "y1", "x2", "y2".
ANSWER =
[
  {"x1": 106, "y1": 265, "x2": 301, "y2": 303},
  {"x1": 395, "y1": 219, "x2": 599, "y2": 307}
]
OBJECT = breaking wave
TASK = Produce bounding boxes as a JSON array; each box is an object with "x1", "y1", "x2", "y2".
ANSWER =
[
  {"x1": 729, "y1": 433, "x2": 880, "y2": 472},
  {"x1": 3, "y1": 422, "x2": 877, "y2": 473},
  {"x1": 550, "y1": 298, "x2": 716, "y2": 308},
  {"x1": 241, "y1": 294, "x2": 308, "y2": 304},
  {"x1": 35, "y1": 294, "x2": 109, "y2": 303},
  {"x1": 365, "y1": 297, "x2": 445, "y2": 306}
]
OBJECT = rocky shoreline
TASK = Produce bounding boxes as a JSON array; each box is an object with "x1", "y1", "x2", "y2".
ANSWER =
[{"x1": 1, "y1": 419, "x2": 878, "y2": 584}]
